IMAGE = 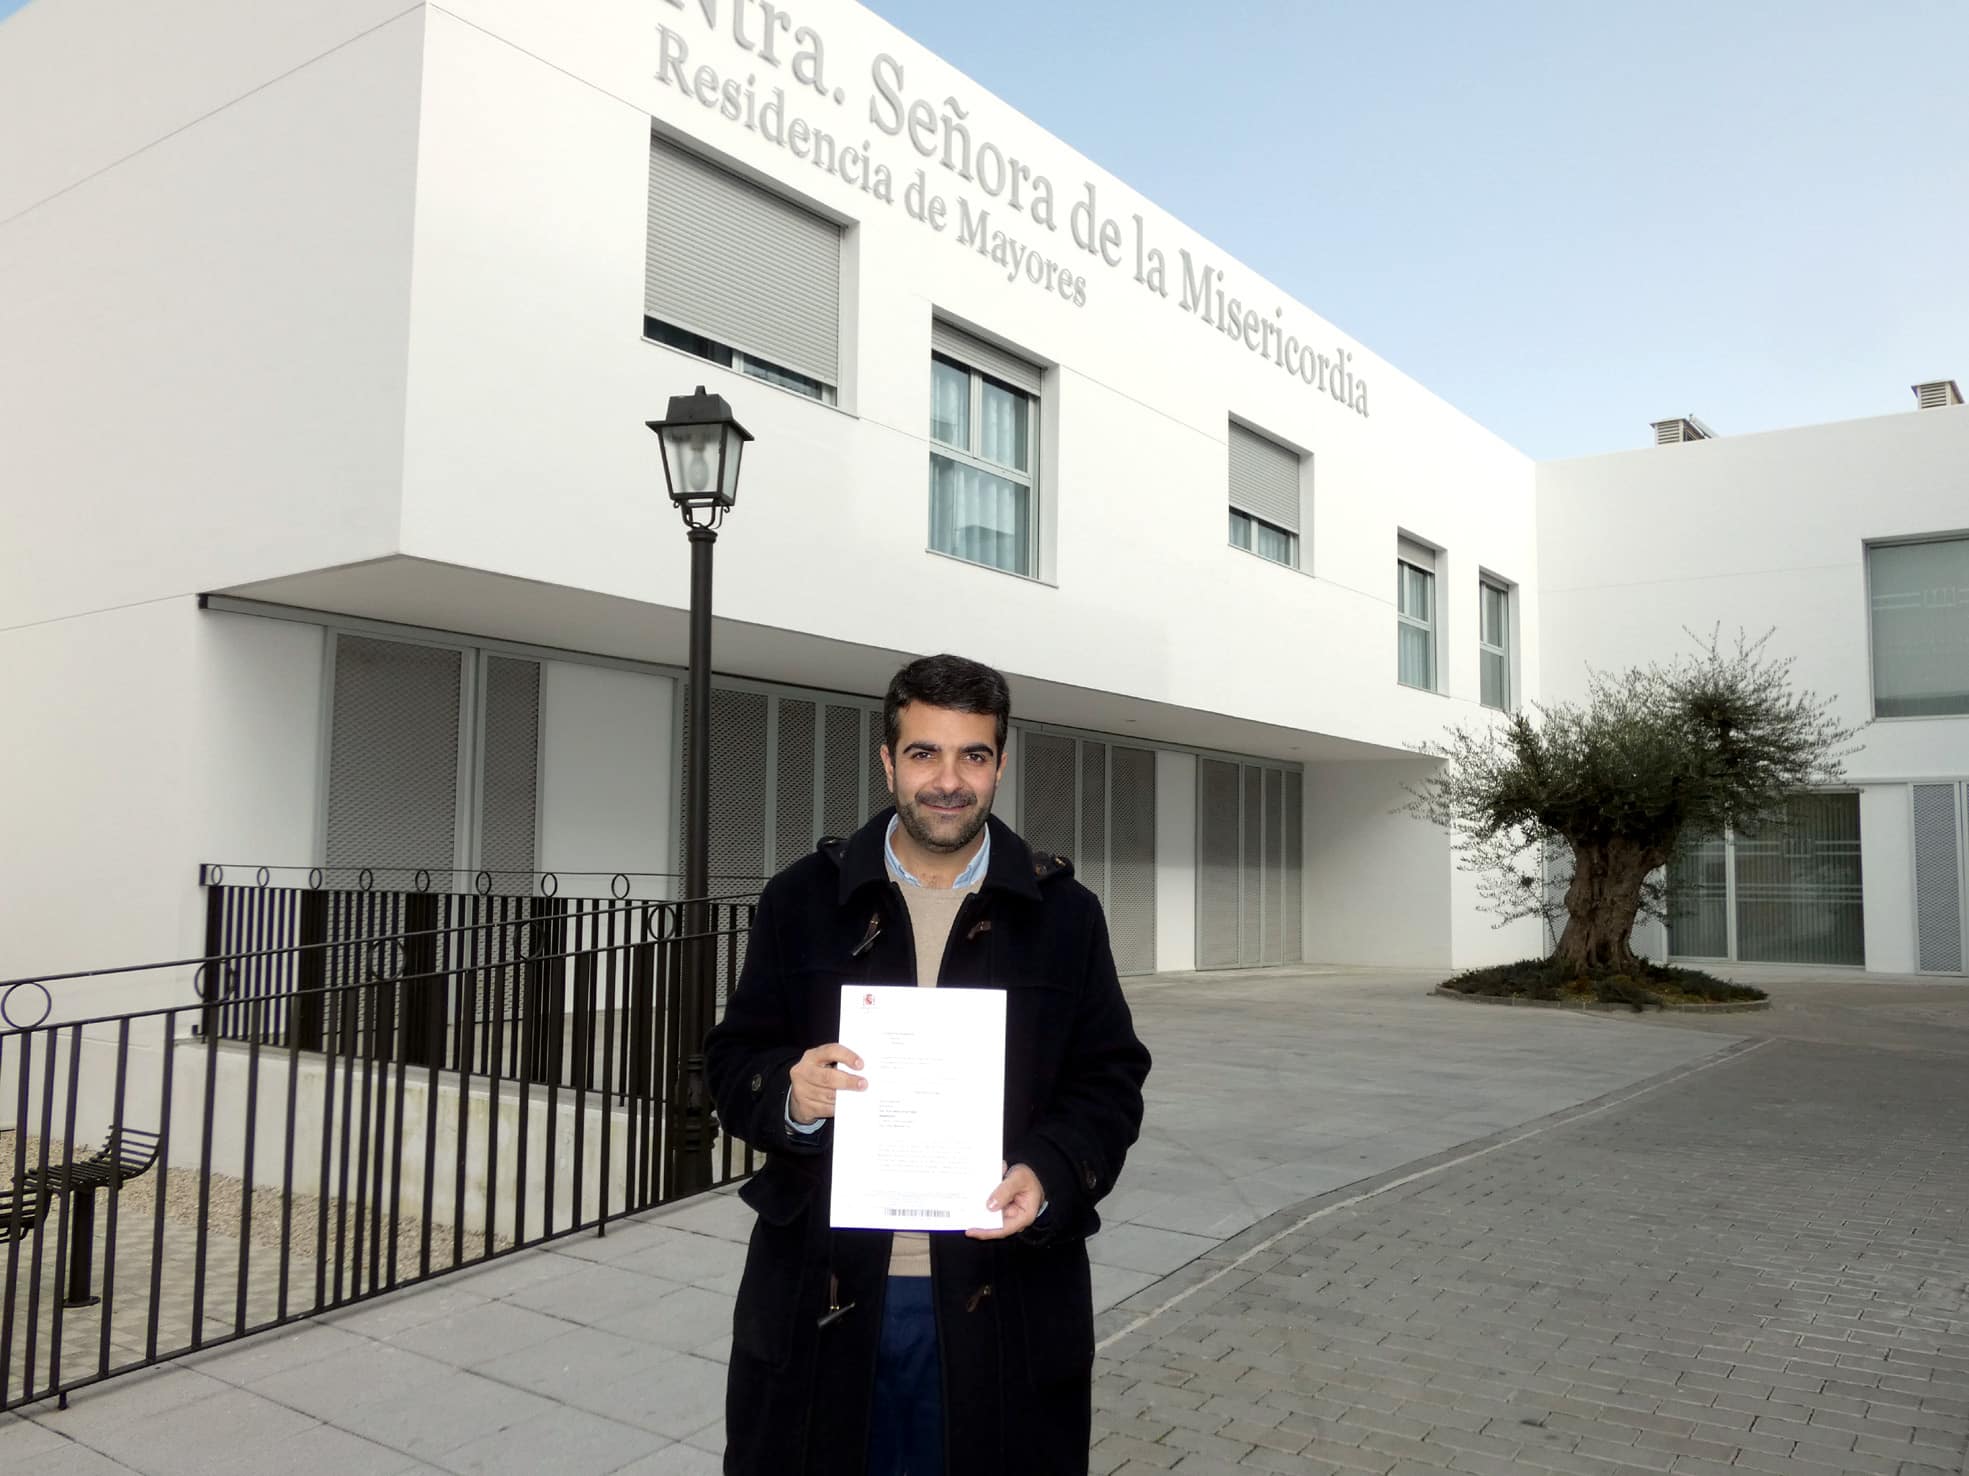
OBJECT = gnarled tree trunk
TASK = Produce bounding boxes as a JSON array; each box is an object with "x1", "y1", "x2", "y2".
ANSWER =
[{"x1": 1553, "y1": 837, "x2": 1658, "y2": 970}]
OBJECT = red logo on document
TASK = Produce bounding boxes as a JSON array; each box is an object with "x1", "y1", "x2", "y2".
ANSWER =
[{"x1": 862, "y1": 992, "x2": 875, "y2": 1007}]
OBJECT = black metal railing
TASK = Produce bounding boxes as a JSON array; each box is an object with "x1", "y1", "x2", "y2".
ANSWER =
[{"x1": 0, "y1": 887, "x2": 758, "y2": 1414}]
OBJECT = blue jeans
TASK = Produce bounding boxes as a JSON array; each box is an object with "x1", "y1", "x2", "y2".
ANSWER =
[{"x1": 866, "y1": 1275, "x2": 943, "y2": 1476}]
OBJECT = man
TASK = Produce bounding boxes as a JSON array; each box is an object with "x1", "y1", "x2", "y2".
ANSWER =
[{"x1": 706, "y1": 653, "x2": 1152, "y2": 1476}]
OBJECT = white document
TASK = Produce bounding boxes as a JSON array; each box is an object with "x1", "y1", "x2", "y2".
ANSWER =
[{"x1": 830, "y1": 984, "x2": 1006, "y2": 1232}]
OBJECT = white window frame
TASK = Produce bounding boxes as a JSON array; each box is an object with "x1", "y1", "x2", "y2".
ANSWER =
[
  {"x1": 1479, "y1": 575, "x2": 1513, "y2": 710},
  {"x1": 1864, "y1": 531, "x2": 1969, "y2": 721},
  {"x1": 1397, "y1": 556, "x2": 1438, "y2": 692},
  {"x1": 643, "y1": 316, "x2": 838, "y2": 406},
  {"x1": 928, "y1": 349, "x2": 1040, "y2": 578},
  {"x1": 1229, "y1": 507, "x2": 1298, "y2": 567}
]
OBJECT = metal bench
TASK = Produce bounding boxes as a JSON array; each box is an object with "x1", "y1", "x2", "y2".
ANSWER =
[
  {"x1": 23, "y1": 1126, "x2": 162, "y2": 1307},
  {"x1": 1, "y1": 1176, "x2": 54, "y2": 1245}
]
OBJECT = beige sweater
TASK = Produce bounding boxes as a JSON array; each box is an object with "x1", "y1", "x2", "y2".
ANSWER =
[{"x1": 887, "y1": 878, "x2": 981, "y2": 1278}]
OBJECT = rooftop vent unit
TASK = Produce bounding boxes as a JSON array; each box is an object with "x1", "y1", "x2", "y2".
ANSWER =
[
  {"x1": 1913, "y1": 379, "x2": 1963, "y2": 409},
  {"x1": 1651, "y1": 416, "x2": 1714, "y2": 445}
]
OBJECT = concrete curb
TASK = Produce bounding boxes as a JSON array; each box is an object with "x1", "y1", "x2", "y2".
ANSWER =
[{"x1": 1430, "y1": 982, "x2": 1770, "y2": 1013}]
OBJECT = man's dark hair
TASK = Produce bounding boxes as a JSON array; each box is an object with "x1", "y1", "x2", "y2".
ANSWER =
[{"x1": 883, "y1": 654, "x2": 1012, "y2": 757}]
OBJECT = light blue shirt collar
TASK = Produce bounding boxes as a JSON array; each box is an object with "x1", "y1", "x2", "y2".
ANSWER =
[{"x1": 884, "y1": 813, "x2": 991, "y2": 889}]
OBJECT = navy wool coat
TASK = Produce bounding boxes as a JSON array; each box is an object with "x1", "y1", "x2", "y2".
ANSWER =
[{"x1": 704, "y1": 809, "x2": 1152, "y2": 1476}]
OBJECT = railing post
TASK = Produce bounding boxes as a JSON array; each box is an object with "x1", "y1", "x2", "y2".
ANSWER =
[
  {"x1": 200, "y1": 883, "x2": 226, "y2": 1040},
  {"x1": 400, "y1": 893, "x2": 442, "y2": 1069},
  {"x1": 294, "y1": 888, "x2": 328, "y2": 1052}
]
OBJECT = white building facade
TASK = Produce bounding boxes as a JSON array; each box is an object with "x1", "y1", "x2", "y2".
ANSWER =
[{"x1": 2, "y1": 0, "x2": 1964, "y2": 999}]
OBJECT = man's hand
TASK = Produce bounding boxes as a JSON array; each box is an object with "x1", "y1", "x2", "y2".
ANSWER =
[
  {"x1": 788, "y1": 1043, "x2": 865, "y2": 1124},
  {"x1": 966, "y1": 1162, "x2": 1044, "y2": 1240}
]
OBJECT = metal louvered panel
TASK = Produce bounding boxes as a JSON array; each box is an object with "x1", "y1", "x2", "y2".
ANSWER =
[
  {"x1": 1241, "y1": 767, "x2": 1263, "y2": 965},
  {"x1": 1228, "y1": 423, "x2": 1300, "y2": 534},
  {"x1": 1080, "y1": 742, "x2": 1108, "y2": 904},
  {"x1": 865, "y1": 712, "x2": 888, "y2": 822},
  {"x1": 1108, "y1": 746, "x2": 1157, "y2": 976},
  {"x1": 774, "y1": 699, "x2": 817, "y2": 870},
  {"x1": 1733, "y1": 794, "x2": 1864, "y2": 967},
  {"x1": 1020, "y1": 733, "x2": 1077, "y2": 865},
  {"x1": 1197, "y1": 760, "x2": 1241, "y2": 969},
  {"x1": 930, "y1": 320, "x2": 1043, "y2": 396},
  {"x1": 1263, "y1": 768, "x2": 1285, "y2": 964},
  {"x1": 821, "y1": 704, "x2": 862, "y2": 840},
  {"x1": 479, "y1": 656, "x2": 540, "y2": 884},
  {"x1": 646, "y1": 135, "x2": 840, "y2": 386},
  {"x1": 325, "y1": 636, "x2": 462, "y2": 891},
  {"x1": 1913, "y1": 784, "x2": 1965, "y2": 973},
  {"x1": 1284, "y1": 770, "x2": 1303, "y2": 962},
  {"x1": 685, "y1": 687, "x2": 767, "y2": 892}
]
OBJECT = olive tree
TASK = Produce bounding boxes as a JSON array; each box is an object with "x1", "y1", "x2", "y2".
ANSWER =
[{"x1": 1404, "y1": 632, "x2": 1857, "y2": 970}]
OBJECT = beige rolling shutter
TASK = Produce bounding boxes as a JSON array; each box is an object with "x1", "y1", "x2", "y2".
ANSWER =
[
  {"x1": 646, "y1": 135, "x2": 840, "y2": 387},
  {"x1": 930, "y1": 320, "x2": 1042, "y2": 395},
  {"x1": 1228, "y1": 423, "x2": 1300, "y2": 533}
]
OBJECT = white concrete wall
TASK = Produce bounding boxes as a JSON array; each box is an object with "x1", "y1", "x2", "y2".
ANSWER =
[
  {"x1": 537, "y1": 661, "x2": 678, "y2": 894},
  {"x1": 1302, "y1": 759, "x2": 1453, "y2": 969},
  {"x1": 0, "y1": 604, "x2": 323, "y2": 1004},
  {"x1": 391, "y1": 1, "x2": 1539, "y2": 762},
  {"x1": 0, "y1": 3, "x2": 425, "y2": 631},
  {"x1": 1450, "y1": 829, "x2": 1547, "y2": 970},
  {"x1": 0, "y1": 602, "x2": 202, "y2": 992},
  {"x1": 1154, "y1": 751, "x2": 1198, "y2": 972},
  {"x1": 1861, "y1": 785, "x2": 1916, "y2": 974},
  {"x1": 1538, "y1": 406, "x2": 1969, "y2": 781}
]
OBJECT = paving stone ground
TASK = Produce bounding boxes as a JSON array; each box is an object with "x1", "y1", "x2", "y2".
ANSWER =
[
  {"x1": 1092, "y1": 1027, "x2": 1969, "y2": 1476},
  {"x1": 3, "y1": 965, "x2": 1964, "y2": 1475}
]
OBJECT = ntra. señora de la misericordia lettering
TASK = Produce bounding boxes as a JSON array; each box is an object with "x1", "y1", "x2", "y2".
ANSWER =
[{"x1": 653, "y1": 1, "x2": 1368, "y2": 411}]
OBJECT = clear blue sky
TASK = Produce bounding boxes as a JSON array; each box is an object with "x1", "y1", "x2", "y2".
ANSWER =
[
  {"x1": 5, "y1": 1, "x2": 1960, "y2": 458},
  {"x1": 862, "y1": 0, "x2": 1968, "y2": 458}
]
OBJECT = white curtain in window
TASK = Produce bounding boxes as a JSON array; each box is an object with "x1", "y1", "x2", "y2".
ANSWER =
[
  {"x1": 1480, "y1": 582, "x2": 1509, "y2": 708},
  {"x1": 1398, "y1": 564, "x2": 1435, "y2": 689},
  {"x1": 1870, "y1": 537, "x2": 1969, "y2": 717},
  {"x1": 931, "y1": 454, "x2": 1029, "y2": 574},
  {"x1": 979, "y1": 381, "x2": 1028, "y2": 471},
  {"x1": 1253, "y1": 521, "x2": 1294, "y2": 564},
  {"x1": 930, "y1": 358, "x2": 968, "y2": 447}
]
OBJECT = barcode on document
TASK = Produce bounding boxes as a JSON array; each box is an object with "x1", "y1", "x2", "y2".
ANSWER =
[{"x1": 883, "y1": 1208, "x2": 951, "y2": 1219}]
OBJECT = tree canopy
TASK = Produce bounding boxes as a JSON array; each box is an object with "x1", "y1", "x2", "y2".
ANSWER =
[{"x1": 1405, "y1": 631, "x2": 1858, "y2": 968}]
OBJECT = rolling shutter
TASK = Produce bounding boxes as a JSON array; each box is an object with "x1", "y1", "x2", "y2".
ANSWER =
[
  {"x1": 1228, "y1": 422, "x2": 1300, "y2": 533},
  {"x1": 1397, "y1": 535, "x2": 1437, "y2": 572},
  {"x1": 646, "y1": 135, "x2": 841, "y2": 386},
  {"x1": 930, "y1": 320, "x2": 1042, "y2": 396}
]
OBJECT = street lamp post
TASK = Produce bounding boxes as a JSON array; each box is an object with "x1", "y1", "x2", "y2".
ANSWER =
[{"x1": 647, "y1": 386, "x2": 753, "y2": 1199}]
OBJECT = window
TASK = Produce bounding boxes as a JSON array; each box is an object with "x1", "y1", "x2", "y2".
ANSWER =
[
  {"x1": 1227, "y1": 422, "x2": 1302, "y2": 567},
  {"x1": 1868, "y1": 534, "x2": 1969, "y2": 717},
  {"x1": 644, "y1": 135, "x2": 841, "y2": 403},
  {"x1": 928, "y1": 322, "x2": 1042, "y2": 576},
  {"x1": 1230, "y1": 509, "x2": 1295, "y2": 564},
  {"x1": 1397, "y1": 537, "x2": 1438, "y2": 691},
  {"x1": 641, "y1": 319, "x2": 832, "y2": 402},
  {"x1": 1480, "y1": 577, "x2": 1512, "y2": 709}
]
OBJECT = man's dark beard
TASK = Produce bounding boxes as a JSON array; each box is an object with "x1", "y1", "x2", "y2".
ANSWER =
[{"x1": 895, "y1": 787, "x2": 993, "y2": 856}]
